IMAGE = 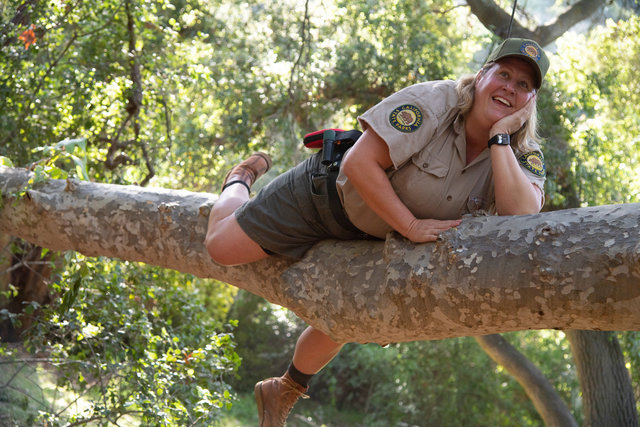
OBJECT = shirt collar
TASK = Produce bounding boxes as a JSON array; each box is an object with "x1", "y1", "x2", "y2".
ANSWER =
[
  {"x1": 453, "y1": 112, "x2": 465, "y2": 135},
  {"x1": 454, "y1": 112, "x2": 491, "y2": 168}
]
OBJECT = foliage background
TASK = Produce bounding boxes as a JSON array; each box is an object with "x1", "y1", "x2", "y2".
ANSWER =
[{"x1": 1, "y1": 0, "x2": 639, "y2": 425}]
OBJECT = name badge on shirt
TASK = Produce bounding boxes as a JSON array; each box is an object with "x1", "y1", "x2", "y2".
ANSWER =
[{"x1": 389, "y1": 104, "x2": 423, "y2": 133}]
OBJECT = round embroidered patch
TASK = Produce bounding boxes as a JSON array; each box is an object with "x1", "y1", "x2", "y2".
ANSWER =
[
  {"x1": 518, "y1": 151, "x2": 546, "y2": 177},
  {"x1": 389, "y1": 104, "x2": 423, "y2": 133},
  {"x1": 520, "y1": 42, "x2": 541, "y2": 62}
]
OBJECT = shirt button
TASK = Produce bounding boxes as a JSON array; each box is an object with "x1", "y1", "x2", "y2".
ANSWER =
[
  {"x1": 423, "y1": 163, "x2": 429, "y2": 168},
  {"x1": 447, "y1": 195, "x2": 453, "y2": 201}
]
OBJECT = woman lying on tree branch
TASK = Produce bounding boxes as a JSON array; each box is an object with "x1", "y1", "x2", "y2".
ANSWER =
[{"x1": 205, "y1": 38, "x2": 550, "y2": 427}]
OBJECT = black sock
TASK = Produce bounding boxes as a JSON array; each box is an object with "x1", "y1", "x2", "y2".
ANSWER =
[{"x1": 287, "y1": 362, "x2": 314, "y2": 388}]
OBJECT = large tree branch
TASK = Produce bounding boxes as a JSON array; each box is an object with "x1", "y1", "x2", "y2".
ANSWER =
[
  {"x1": 1, "y1": 166, "x2": 639, "y2": 344},
  {"x1": 475, "y1": 334, "x2": 578, "y2": 427},
  {"x1": 466, "y1": 0, "x2": 606, "y2": 46}
]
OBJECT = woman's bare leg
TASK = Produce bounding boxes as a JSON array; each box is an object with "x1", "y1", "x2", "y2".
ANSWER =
[
  {"x1": 254, "y1": 326, "x2": 345, "y2": 426},
  {"x1": 292, "y1": 326, "x2": 344, "y2": 374},
  {"x1": 210, "y1": 154, "x2": 345, "y2": 425},
  {"x1": 205, "y1": 153, "x2": 272, "y2": 266}
]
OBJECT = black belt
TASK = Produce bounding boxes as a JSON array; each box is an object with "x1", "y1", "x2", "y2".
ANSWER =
[
  {"x1": 325, "y1": 162, "x2": 363, "y2": 235},
  {"x1": 310, "y1": 128, "x2": 365, "y2": 236}
]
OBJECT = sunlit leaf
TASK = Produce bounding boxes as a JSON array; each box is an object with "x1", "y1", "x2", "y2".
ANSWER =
[
  {"x1": 0, "y1": 157, "x2": 14, "y2": 167},
  {"x1": 70, "y1": 154, "x2": 89, "y2": 181},
  {"x1": 56, "y1": 138, "x2": 87, "y2": 154}
]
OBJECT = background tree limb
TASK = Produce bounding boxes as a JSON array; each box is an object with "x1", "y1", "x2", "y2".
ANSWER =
[
  {"x1": 476, "y1": 334, "x2": 578, "y2": 427},
  {"x1": 466, "y1": 0, "x2": 606, "y2": 45}
]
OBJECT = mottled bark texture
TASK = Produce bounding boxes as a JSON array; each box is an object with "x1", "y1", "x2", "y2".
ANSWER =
[
  {"x1": 475, "y1": 334, "x2": 578, "y2": 427},
  {"x1": 1, "y1": 166, "x2": 640, "y2": 344},
  {"x1": 566, "y1": 330, "x2": 639, "y2": 427}
]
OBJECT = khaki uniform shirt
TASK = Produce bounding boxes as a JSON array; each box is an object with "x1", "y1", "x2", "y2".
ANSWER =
[{"x1": 337, "y1": 80, "x2": 546, "y2": 239}]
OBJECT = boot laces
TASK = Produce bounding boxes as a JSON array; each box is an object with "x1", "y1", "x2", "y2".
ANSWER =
[{"x1": 277, "y1": 378, "x2": 309, "y2": 423}]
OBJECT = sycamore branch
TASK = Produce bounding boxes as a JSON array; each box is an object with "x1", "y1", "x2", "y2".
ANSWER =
[{"x1": 1, "y1": 166, "x2": 639, "y2": 344}]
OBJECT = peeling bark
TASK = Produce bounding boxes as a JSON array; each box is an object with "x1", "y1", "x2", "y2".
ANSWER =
[{"x1": 1, "y1": 166, "x2": 640, "y2": 344}]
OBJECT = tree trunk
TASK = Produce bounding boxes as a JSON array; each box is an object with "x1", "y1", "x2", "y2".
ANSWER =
[
  {"x1": 566, "y1": 330, "x2": 639, "y2": 427},
  {"x1": 0, "y1": 239, "x2": 56, "y2": 341},
  {"x1": 475, "y1": 334, "x2": 578, "y2": 427},
  {"x1": 1, "y1": 166, "x2": 640, "y2": 344}
]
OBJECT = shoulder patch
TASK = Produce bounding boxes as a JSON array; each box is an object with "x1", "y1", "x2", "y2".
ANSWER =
[
  {"x1": 389, "y1": 104, "x2": 423, "y2": 133},
  {"x1": 518, "y1": 151, "x2": 546, "y2": 177}
]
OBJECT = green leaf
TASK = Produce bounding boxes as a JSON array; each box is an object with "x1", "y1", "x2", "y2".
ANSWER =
[
  {"x1": 60, "y1": 274, "x2": 82, "y2": 314},
  {"x1": 70, "y1": 154, "x2": 89, "y2": 181},
  {"x1": 56, "y1": 137, "x2": 87, "y2": 154},
  {"x1": 0, "y1": 156, "x2": 14, "y2": 167}
]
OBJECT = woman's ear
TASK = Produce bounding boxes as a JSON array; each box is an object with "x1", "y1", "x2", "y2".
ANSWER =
[
  {"x1": 474, "y1": 65, "x2": 490, "y2": 86},
  {"x1": 473, "y1": 71, "x2": 483, "y2": 86}
]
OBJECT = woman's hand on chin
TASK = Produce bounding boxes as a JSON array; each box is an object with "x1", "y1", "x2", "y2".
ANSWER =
[{"x1": 489, "y1": 94, "x2": 536, "y2": 137}]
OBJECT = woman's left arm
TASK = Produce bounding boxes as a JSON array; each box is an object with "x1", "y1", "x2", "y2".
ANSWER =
[
  {"x1": 489, "y1": 95, "x2": 543, "y2": 215},
  {"x1": 490, "y1": 145, "x2": 543, "y2": 214}
]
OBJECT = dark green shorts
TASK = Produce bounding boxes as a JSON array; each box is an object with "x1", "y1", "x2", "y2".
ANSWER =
[{"x1": 235, "y1": 152, "x2": 372, "y2": 259}]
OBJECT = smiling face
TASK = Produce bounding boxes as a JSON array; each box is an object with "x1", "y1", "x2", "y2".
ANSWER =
[{"x1": 471, "y1": 57, "x2": 537, "y2": 129}]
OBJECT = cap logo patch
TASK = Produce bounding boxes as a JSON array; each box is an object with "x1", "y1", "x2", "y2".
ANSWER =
[
  {"x1": 518, "y1": 151, "x2": 546, "y2": 177},
  {"x1": 389, "y1": 104, "x2": 423, "y2": 133},
  {"x1": 520, "y1": 42, "x2": 541, "y2": 62}
]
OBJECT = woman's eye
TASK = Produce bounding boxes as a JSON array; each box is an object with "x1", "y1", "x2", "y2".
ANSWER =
[
  {"x1": 499, "y1": 71, "x2": 509, "y2": 79},
  {"x1": 519, "y1": 81, "x2": 530, "y2": 90}
]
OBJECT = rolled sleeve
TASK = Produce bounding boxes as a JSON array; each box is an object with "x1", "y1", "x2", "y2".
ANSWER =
[
  {"x1": 516, "y1": 149, "x2": 547, "y2": 206},
  {"x1": 357, "y1": 81, "x2": 460, "y2": 169}
]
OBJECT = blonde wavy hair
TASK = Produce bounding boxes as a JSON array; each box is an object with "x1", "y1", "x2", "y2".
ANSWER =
[{"x1": 455, "y1": 62, "x2": 540, "y2": 153}]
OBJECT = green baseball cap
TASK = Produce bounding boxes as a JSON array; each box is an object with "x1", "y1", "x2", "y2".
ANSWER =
[{"x1": 486, "y1": 38, "x2": 549, "y2": 88}]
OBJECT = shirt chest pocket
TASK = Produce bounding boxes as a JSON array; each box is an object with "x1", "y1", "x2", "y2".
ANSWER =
[
  {"x1": 389, "y1": 150, "x2": 452, "y2": 217},
  {"x1": 411, "y1": 150, "x2": 449, "y2": 178}
]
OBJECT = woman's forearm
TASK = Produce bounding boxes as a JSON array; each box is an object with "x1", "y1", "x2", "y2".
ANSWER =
[{"x1": 490, "y1": 145, "x2": 542, "y2": 215}]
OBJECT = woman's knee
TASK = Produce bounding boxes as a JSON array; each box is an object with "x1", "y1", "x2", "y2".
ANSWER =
[
  {"x1": 205, "y1": 232, "x2": 233, "y2": 266},
  {"x1": 205, "y1": 220, "x2": 269, "y2": 266},
  {"x1": 205, "y1": 213, "x2": 240, "y2": 265}
]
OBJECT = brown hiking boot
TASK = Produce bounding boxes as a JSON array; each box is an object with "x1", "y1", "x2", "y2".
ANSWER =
[
  {"x1": 254, "y1": 372, "x2": 309, "y2": 427},
  {"x1": 222, "y1": 152, "x2": 272, "y2": 192}
]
